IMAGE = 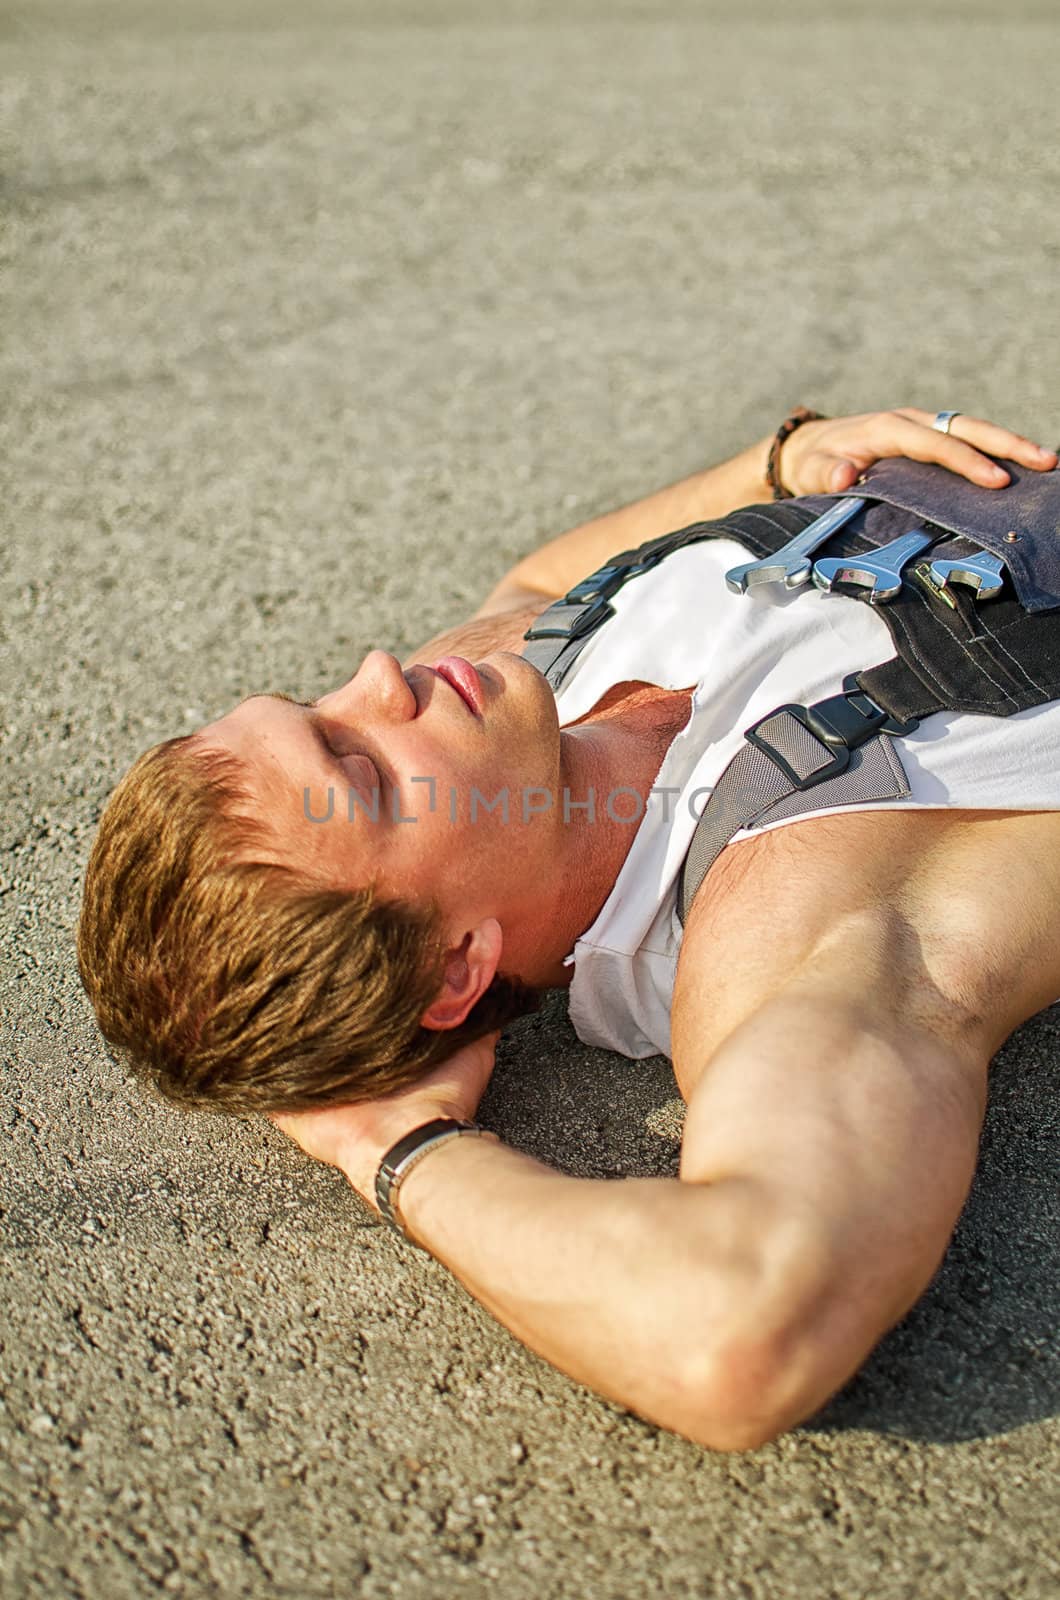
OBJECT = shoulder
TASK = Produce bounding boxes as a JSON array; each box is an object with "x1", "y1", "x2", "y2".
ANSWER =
[
  {"x1": 403, "y1": 595, "x2": 553, "y2": 670},
  {"x1": 671, "y1": 806, "x2": 1060, "y2": 1098}
]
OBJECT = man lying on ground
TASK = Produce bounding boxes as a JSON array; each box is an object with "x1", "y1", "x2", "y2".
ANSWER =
[{"x1": 78, "y1": 406, "x2": 1060, "y2": 1450}]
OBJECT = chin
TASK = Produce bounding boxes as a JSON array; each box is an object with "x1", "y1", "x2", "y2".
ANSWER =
[
  {"x1": 482, "y1": 650, "x2": 549, "y2": 704},
  {"x1": 506, "y1": 649, "x2": 555, "y2": 702}
]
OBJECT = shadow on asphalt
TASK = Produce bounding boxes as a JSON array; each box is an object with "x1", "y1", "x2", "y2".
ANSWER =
[
  {"x1": 491, "y1": 994, "x2": 1060, "y2": 1447},
  {"x1": 810, "y1": 1013, "x2": 1060, "y2": 1444}
]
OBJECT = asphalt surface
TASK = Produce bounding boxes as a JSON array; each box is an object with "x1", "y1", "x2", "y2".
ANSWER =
[{"x1": 2, "y1": 2, "x2": 1059, "y2": 1596}]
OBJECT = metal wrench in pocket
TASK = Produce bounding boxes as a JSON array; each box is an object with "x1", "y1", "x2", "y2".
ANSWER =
[
  {"x1": 812, "y1": 527, "x2": 938, "y2": 605},
  {"x1": 926, "y1": 549, "x2": 1007, "y2": 601},
  {"x1": 725, "y1": 497, "x2": 866, "y2": 594}
]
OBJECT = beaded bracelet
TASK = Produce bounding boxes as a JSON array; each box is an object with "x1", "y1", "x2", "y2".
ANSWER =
[{"x1": 765, "y1": 405, "x2": 827, "y2": 500}]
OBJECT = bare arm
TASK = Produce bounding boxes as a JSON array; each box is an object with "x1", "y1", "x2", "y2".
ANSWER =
[
  {"x1": 400, "y1": 441, "x2": 773, "y2": 664},
  {"x1": 473, "y1": 436, "x2": 773, "y2": 616},
  {"x1": 387, "y1": 936, "x2": 995, "y2": 1447},
  {"x1": 473, "y1": 410, "x2": 1055, "y2": 617},
  {"x1": 272, "y1": 808, "x2": 1060, "y2": 1449},
  {"x1": 272, "y1": 965, "x2": 985, "y2": 1451}
]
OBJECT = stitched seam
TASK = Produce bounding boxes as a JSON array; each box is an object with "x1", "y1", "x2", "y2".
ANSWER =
[
  {"x1": 890, "y1": 595, "x2": 1017, "y2": 709},
  {"x1": 885, "y1": 604, "x2": 967, "y2": 703},
  {"x1": 937, "y1": 626, "x2": 1018, "y2": 707},
  {"x1": 735, "y1": 507, "x2": 812, "y2": 538},
  {"x1": 966, "y1": 613, "x2": 1049, "y2": 696},
  {"x1": 880, "y1": 616, "x2": 1007, "y2": 714},
  {"x1": 965, "y1": 609, "x2": 1052, "y2": 696}
]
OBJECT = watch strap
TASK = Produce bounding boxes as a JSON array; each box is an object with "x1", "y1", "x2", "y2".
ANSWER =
[{"x1": 375, "y1": 1117, "x2": 498, "y2": 1245}]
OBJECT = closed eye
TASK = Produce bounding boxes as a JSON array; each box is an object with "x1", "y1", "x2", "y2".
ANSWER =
[
  {"x1": 315, "y1": 724, "x2": 384, "y2": 790},
  {"x1": 252, "y1": 691, "x2": 390, "y2": 793},
  {"x1": 334, "y1": 747, "x2": 385, "y2": 797}
]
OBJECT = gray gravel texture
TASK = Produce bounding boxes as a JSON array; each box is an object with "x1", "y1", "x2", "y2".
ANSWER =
[{"x1": 2, "y1": 2, "x2": 1059, "y2": 1596}]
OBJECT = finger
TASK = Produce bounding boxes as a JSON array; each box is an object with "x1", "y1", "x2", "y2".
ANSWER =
[
  {"x1": 780, "y1": 448, "x2": 860, "y2": 496},
  {"x1": 803, "y1": 455, "x2": 861, "y2": 493},
  {"x1": 892, "y1": 409, "x2": 1058, "y2": 471},
  {"x1": 266, "y1": 1111, "x2": 305, "y2": 1141},
  {"x1": 826, "y1": 458, "x2": 860, "y2": 493},
  {"x1": 867, "y1": 413, "x2": 1014, "y2": 487}
]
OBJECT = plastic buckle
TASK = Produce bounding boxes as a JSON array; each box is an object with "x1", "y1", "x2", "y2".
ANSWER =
[
  {"x1": 564, "y1": 565, "x2": 629, "y2": 604},
  {"x1": 522, "y1": 595, "x2": 615, "y2": 642},
  {"x1": 744, "y1": 687, "x2": 918, "y2": 793},
  {"x1": 840, "y1": 674, "x2": 921, "y2": 736},
  {"x1": 564, "y1": 551, "x2": 665, "y2": 605},
  {"x1": 808, "y1": 690, "x2": 892, "y2": 748},
  {"x1": 745, "y1": 704, "x2": 854, "y2": 790}
]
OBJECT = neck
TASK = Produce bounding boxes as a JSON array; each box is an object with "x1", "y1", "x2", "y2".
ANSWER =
[{"x1": 505, "y1": 692, "x2": 691, "y2": 988}]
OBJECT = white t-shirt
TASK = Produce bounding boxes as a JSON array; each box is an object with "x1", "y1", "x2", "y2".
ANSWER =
[{"x1": 554, "y1": 538, "x2": 1060, "y2": 1060}]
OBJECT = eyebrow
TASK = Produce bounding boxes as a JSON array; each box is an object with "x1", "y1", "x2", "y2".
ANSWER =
[
  {"x1": 250, "y1": 691, "x2": 386, "y2": 792},
  {"x1": 257, "y1": 690, "x2": 315, "y2": 708}
]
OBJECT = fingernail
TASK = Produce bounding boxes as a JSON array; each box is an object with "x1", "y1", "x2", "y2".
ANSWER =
[{"x1": 989, "y1": 466, "x2": 1009, "y2": 482}]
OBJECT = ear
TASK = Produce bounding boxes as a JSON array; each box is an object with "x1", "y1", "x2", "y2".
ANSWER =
[{"x1": 420, "y1": 917, "x2": 504, "y2": 1031}]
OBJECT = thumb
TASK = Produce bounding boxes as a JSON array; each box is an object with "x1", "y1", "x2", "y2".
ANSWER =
[{"x1": 827, "y1": 458, "x2": 860, "y2": 492}]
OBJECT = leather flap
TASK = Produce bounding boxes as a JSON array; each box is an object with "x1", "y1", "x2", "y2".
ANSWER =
[{"x1": 824, "y1": 457, "x2": 1060, "y2": 612}]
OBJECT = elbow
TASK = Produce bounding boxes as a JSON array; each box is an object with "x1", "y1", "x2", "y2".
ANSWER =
[
  {"x1": 670, "y1": 1335, "x2": 814, "y2": 1453},
  {"x1": 664, "y1": 1233, "x2": 849, "y2": 1453}
]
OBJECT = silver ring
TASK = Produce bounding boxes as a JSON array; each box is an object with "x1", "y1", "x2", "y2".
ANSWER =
[{"x1": 932, "y1": 411, "x2": 961, "y2": 435}]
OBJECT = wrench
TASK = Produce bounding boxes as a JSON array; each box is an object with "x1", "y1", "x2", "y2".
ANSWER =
[
  {"x1": 926, "y1": 549, "x2": 1007, "y2": 601},
  {"x1": 812, "y1": 528, "x2": 936, "y2": 605},
  {"x1": 724, "y1": 496, "x2": 866, "y2": 594}
]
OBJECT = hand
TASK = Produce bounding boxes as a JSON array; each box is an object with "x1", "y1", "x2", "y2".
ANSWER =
[
  {"x1": 778, "y1": 409, "x2": 1058, "y2": 498},
  {"x1": 267, "y1": 1029, "x2": 501, "y2": 1206}
]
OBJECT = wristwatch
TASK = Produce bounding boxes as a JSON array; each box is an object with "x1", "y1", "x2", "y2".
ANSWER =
[{"x1": 375, "y1": 1117, "x2": 499, "y2": 1246}]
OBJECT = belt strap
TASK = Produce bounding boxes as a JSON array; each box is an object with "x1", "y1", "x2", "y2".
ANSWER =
[{"x1": 676, "y1": 687, "x2": 915, "y2": 925}]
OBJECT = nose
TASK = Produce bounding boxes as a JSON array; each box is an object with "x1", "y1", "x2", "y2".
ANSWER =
[{"x1": 316, "y1": 650, "x2": 417, "y2": 722}]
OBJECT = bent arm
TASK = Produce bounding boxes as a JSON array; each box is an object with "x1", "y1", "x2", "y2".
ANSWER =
[
  {"x1": 329, "y1": 979, "x2": 985, "y2": 1451},
  {"x1": 366, "y1": 1124, "x2": 811, "y2": 1451},
  {"x1": 474, "y1": 435, "x2": 773, "y2": 616},
  {"x1": 473, "y1": 410, "x2": 1055, "y2": 617},
  {"x1": 275, "y1": 814, "x2": 1032, "y2": 1448}
]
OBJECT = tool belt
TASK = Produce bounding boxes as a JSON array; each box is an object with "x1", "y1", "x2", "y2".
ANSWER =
[{"x1": 521, "y1": 457, "x2": 1060, "y2": 925}]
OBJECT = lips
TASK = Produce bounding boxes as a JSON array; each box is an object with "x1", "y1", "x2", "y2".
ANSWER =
[{"x1": 432, "y1": 656, "x2": 484, "y2": 716}]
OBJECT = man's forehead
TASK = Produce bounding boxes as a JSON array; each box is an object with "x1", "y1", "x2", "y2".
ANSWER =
[
  {"x1": 192, "y1": 693, "x2": 320, "y2": 846},
  {"x1": 207, "y1": 689, "x2": 311, "y2": 737},
  {"x1": 201, "y1": 689, "x2": 382, "y2": 881},
  {"x1": 197, "y1": 690, "x2": 314, "y2": 789}
]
